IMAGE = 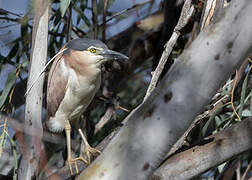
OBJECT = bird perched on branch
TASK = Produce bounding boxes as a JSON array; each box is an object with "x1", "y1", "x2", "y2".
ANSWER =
[{"x1": 46, "y1": 38, "x2": 128, "y2": 174}]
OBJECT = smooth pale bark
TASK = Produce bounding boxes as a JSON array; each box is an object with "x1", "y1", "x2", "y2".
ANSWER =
[
  {"x1": 18, "y1": 0, "x2": 50, "y2": 179},
  {"x1": 78, "y1": 0, "x2": 252, "y2": 179},
  {"x1": 152, "y1": 117, "x2": 252, "y2": 180}
]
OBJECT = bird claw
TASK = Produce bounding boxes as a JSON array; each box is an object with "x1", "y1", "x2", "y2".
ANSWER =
[
  {"x1": 84, "y1": 146, "x2": 101, "y2": 164},
  {"x1": 67, "y1": 156, "x2": 88, "y2": 175},
  {"x1": 78, "y1": 128, "x2": 101, "y2": 164}
]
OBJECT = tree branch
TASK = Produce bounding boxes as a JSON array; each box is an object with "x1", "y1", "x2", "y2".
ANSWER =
[
  {"x1": 92, "y1": 0, "x2": 98, "y2": 39},
  {"x1": 17, "y1": 0, "x2": 50, "y2": 179},
  {"x1": 144, "y1": 0, "x2": 194, "y2": 100},
  {"x1": 77, "y1": 0, "x2": 252, "y2": 178},
  {"x1": 102, "y1": 0, "x2": 108, "y2": 42},
  {"x1": 152, "y1": 117, "x2": 252, "y2": 179}
]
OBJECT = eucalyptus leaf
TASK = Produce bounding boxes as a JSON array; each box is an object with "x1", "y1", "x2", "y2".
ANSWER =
[
  {"x1": 0, "y1": 71, "x2": 17, "y2": 108},
  {"x1": 0, "y1": 8, "x2": 8, "y2": 15},
  {"x1": 0, "y1": 54, "x2": 5, "y2": 69},
  {"x1": 238, "y1": 69, "x2": 249, "y2": 117},
  {"x1": 73, "y1": 5, "x2": 91, "y2": 26},
  {"x1": 50, "y1": 9, "x2": 62, "y2": 31},
  {"x1": 202, "y1": 116, "x2": 213, "y2": 137},
  {"x1": 215, "y1": 116, "x2": 222, "y2": 127},
  {"x1": 21, "y1": 23, "x2": 28, "y2": 37},
  {"x1": 98, "y1": 0, "x2": 115, "y2": 14},
  {"x1": 60, "y1": 0, "x2": 71, "y2": 17},
  {"x1": 202, "y1": 105, "x2": 223, "y2": 137},
  {"x1": 242, "y1": 109, "x2": 252, "y2": 117},
  {"x1": 21, "y1": 60, "x2": 29, "y2": 68},
  {"x1": 80, "y1": 0, "x2": 88, "y2": 10},
  {"x1": 250, "y1": 89, "x2": 252, "y2": 113},
  {"x1": 6, "y1": 43, "x2": 19, "y2": 63},
  {"x1": 217, "y1": 162, "x2": 226, "y2": 173},
  {"x1": 77, "y1": 15, "x2": 81, "y2": 25}
]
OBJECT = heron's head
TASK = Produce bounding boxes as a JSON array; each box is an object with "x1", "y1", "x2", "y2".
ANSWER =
[{"x1": 63, "y1": 38, "x2": 128, "y2": 67}]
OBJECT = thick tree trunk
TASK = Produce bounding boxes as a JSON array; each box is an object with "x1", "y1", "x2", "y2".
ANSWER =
[
  {"x1": 17, "y1": 0, "x2": 50, "y2": 179},
  {"x1": 77, "y1": 0, "x2": 252, "y2": 179}
]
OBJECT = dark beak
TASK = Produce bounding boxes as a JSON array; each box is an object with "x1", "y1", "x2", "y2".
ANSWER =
[{"x1": 100, "y1": 49, "x2": 129, "y2": 62}]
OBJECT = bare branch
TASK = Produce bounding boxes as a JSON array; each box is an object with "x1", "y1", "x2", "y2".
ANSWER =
[
  {"x1": 152, "y1": 117, "x2": 252, "y2": 180},
  {"x1": 199, "y1": 0, "x2": 224, "y2": 31},
  {"x1": 92, "y1": 0, "x2": 98, "y2": 39},
  {"x1": 66, "y1": 2, "x2": 72, "y2": 42},
  {"x1": 18, "y1": 0, "x2": 50, "y2": 179},
  {"x1": 100, "y1": 0, "x2": 153, "y2": 26},
  {"x1": 102, "y1": 0, "x2": 109, "y2": 42},
  {"x1": 241, "y1": 159, "x2": 252, "y2": 180},
  {"x1": 77, "y1": 0, "x2": 252, "y2": 178},
  {"x1": 144, "y1": 0, "x2": 194, "y2": 100},
  {"x1": 94, "y1": 106, "x2": 115, "y2": 134}
]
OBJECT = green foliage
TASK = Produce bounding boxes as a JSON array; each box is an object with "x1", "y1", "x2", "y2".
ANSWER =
[
  {"x1": 5, "y1": 44, "x2": 19, "y2": 65},
  {"x1": 9, "y1": 138, "x2": 17, "y2": 180},
  {"x1": 250, "y1": 89, "x2": 252, "y2": 113},
  {"x1": 199, "y1": 64, "x2": 252, "y2": 177},
  {"x1": 60, "y1": 0, "x2": 71, "y2": 17},
  {"x1": 73, "y1": 4, "x2": 91, "y2": 27},
  {"x1": 238, "y1": 68, "x2": 250, "y2": 117},
  {"x1": 0, "y1": 71, "x2": 16, "y2": 109},
  {"x1": 97, "y1": 0, "x2": 115, "y2": 13},
  {"x1": 0, "y1": 8, "x2": 9, "y2": 15}
]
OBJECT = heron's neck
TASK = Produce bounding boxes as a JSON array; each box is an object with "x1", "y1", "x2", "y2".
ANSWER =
[{"x1": 64, "y1": 54, "x2": 101, "y2": 78}]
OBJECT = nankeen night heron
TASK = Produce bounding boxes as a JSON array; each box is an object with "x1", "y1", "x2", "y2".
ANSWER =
[{"x1": 46, "y1": 38, "x2": 128, "y2": 174}]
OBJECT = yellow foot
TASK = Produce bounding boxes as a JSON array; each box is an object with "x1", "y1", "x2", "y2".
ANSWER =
[
  {"x1": 84, "y1": 145, "x2": 101, "y2": 164},
  {"x1": 78, "y1": 129, "x2": 101, "y2": 164},
  {"x1": 67, "y1": 156, "x2": 88, "y2": 175}
]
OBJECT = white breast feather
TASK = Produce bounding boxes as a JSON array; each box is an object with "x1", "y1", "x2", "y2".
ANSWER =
[{"x1": 48, "y1": 60, "x2": 101, "y2": 132}]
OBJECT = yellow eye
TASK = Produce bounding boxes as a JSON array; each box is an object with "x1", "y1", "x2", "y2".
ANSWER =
[{"x1": 89, "y1": 48, "x2": 96, "y2": 53}]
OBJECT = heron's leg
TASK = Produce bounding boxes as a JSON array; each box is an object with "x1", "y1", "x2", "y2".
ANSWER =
[
  {"x1": 78, "y1": 128, "x2": 101, "y2": 164},
  {"x1": 65, "y1": 121, "x2": 87, "y2": 174}
]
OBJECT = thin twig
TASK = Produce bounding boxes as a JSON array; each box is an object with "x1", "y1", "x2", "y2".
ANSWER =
[
  {"x1": 0, "y1": 116, "x2": 18, "y2": 180},
  {"x1": 236, "y1": 158, "x2": 241, "y2": 180},
  {"x1": 66, "y1": 2, "x2": 72, "y2": 42},
  {"x1": 92, "y1": 0, "x2": 98, "y2": 39},
  {"x1": 200, "y1": 0, "x2": 218, "y2": 31},
  {"x1": 241, "y1": 159, "x2": 252, "y2": 180},
  {"x1": 144, "y1": 0, "x2": 194, "y2": 101},
  {"x1": 147, "y1": 0, "x2": 155, "y2": 16},
  {"x1": 100, "y1": 0, "x2": 152, "y2": 26},
  {"x1": 132, "y1": 0, "x2": 139, "y2": 17},
  {"x1": 102, "y1": 0, "x2": 108, "y2": 42},
  {"x1": 0, "y1": 8, "x2": 22, "y2": 17},
  {"x1": 51, "y1": 8, "x2": 86, "y2": 37},
  {"x1": 0, "y1": 118, "x2": 8, "y2": 158},
  {"x1": 0, "y1": 16, "x2": 64, "y2": 37},
  {"x1": 0, "y1": 16, "x2": 21, "y2": 22},
  {"x1": 94, "y1": 95, "x2": 130, "y2": 134},
  {"x1": 230, "y1": 70, "x2": 241, "y2": 121},
  {"x1": 9, "y1": 137, "x2": 18, "y2": 180},
  {"x1": 94, "y1": 106, "x2": 115, "y2": 134},
  {"x1": 0, "y1": 24, "x2": 19, "y2": 29}
]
